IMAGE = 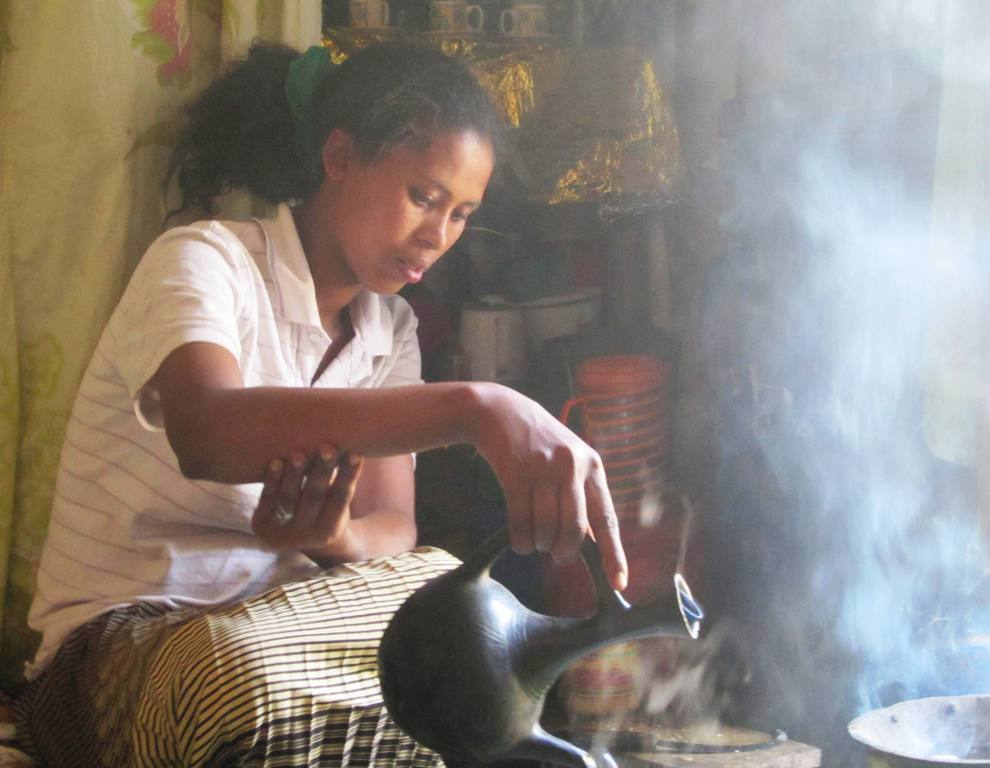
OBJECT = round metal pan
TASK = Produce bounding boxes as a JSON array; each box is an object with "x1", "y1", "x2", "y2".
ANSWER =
[{"x1": 849, "y1": 695, "x2": 990, "y2": 766}]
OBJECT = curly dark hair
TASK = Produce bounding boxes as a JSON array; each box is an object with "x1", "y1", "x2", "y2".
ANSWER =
[{"x1": 166, "y1": 40, "x2": 502, "y2": 217}]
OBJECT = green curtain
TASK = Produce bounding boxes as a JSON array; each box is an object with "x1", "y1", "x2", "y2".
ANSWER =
[{"x1": 0, "y1": 0, "x2": 321, "y2": 684}]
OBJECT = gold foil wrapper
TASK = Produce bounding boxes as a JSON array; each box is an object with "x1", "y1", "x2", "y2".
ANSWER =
[
  {"x1": 472, "y1": 51, "x2": 536, "y2": 129},
  {"x1": 322, "y1": 31, "x2": 681, "y2": 209},
  {"x1": 322, "y1": 28, "x2": 401, "y2": 63}
]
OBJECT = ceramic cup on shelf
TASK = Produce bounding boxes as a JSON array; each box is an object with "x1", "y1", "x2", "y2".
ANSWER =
[
  {"x1": 499, "y1": 1, "x2": 550, "y2": 38},
  {"x1": 429, "y1": 0, "x2": 485, "y2": 35},
  {"x1": 349, "y1": 0, "x2": 390, "y2": 28}
]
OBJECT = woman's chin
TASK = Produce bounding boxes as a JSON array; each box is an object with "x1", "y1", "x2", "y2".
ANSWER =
[{"x1": 365, "y1": 278, "x2": 405, "y2": 295}]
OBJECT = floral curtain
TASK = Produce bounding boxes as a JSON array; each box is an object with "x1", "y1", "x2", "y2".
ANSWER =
[{"x1": 0, "y1": 0, "x2": 321, "y2": 683}]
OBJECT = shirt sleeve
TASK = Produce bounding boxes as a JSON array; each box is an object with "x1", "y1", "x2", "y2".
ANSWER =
[{"x1": 109, "y1": 223, "x2": 254, "y2": 428}]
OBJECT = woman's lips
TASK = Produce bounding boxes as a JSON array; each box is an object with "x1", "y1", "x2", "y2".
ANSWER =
[{"x1": 395, "y1": 258, "x2": 425, "y2": 284}]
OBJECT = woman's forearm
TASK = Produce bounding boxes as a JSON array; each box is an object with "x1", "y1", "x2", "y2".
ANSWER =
[{"x1": 165, "y1": 381, "x2": 487, "y2": 484}]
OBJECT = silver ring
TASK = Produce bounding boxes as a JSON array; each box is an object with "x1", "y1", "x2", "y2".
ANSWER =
[{"x1": 274, "y1": 503, "x2": 293, "y2": 525}]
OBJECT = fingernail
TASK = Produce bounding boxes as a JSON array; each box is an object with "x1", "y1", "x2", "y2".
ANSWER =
[
  {"x1": 320, "y1": 445, "x2": 336, "y2": 462},
  {"x1": 348, "y1": 453, "x2": 362, "y2": 467},
  {"x1": 269, "y1": 458, "x2": 284, "y2": 473},
  {"x1": 291, "y1": 452, "x2": 305, "y2": 468}
]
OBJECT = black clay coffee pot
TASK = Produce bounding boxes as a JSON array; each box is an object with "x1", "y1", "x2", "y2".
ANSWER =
[{"x1": 378, "y1": 528, "x2": 703, "y2": 767}]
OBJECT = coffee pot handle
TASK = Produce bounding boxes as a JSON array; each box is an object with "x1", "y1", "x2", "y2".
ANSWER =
[
  {"x1": 464, "y1": 526, "x2": 628, "y2": 616},
  {"x1": 578, "y1": 534, "x2": 633, "y2": 618}
]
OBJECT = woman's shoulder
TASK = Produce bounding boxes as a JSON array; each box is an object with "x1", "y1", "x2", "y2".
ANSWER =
[
  {"x1": 151, "y1": 217, "x2": 255, "y2": 252},
  {"x1": 133, "y1": 218, "x2": 260, "y2": 277}
]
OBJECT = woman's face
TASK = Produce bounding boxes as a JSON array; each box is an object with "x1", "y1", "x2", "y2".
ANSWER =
[{"x1": 326, "y1": 129, "x2": 495, "y2": 294}]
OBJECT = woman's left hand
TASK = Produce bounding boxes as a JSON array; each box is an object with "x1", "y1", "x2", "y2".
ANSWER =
[{"x1": 252, "y1": 443, "x2": 364, "y2": 565}]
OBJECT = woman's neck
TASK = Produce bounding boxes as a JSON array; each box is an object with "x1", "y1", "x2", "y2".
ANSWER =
[{"x1": 291, "y1": 197, "x2": 361, "y2": 335}]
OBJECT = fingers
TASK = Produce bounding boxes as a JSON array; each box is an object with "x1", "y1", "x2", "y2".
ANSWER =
[
  {"x1": 253, "y1": 450, "x2": 307, "y2": 544},
  {"x1": 505, "y1": 477, "x2": 534, "y2": 556},
  {"x1": 585, "y1": 469, "x2": 628, "y2": 592},
  {"x1": 315, "y1": 453, "x2": 363, "y2": 541},
  {"x1": 531, "y1": 481, "x2": 559, "y2": 554},
  {"x1": 553, "y1": 473, "x2": 587, "y2": 565},
  {"x1": 277, "y1": 449, "x2": 308, "y2": 525},
  {"x1": 512, "y1": 472, "x2": 624, "y2": 591},
  {"x1": 253, "y1": 444, "x2": 350, "y2": 549},
  {"x1": 252, "y1": 457, "x2": 288, "y2": 540},
  {"x1": 329, "y1": 453, "x2": 363, "y2": 507},
  {"x1": 295, "y1": 444, "x2": 338, "y2": 530}
]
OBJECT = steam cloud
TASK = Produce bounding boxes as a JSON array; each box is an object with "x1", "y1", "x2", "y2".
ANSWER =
[{"x1": 685, "y1": 0, "x2": 989, "y2": 763}]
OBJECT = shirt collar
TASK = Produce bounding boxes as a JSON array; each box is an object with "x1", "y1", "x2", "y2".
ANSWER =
[
  {"x1": 264, "y1": 203, "x2": 321, "y2": 329},
  {"x1": 264, "y1": 204, "x2": 393, "y2": 357},
  {"x1": 349, "y1": 288, "x2": 394, "y2": 357}
]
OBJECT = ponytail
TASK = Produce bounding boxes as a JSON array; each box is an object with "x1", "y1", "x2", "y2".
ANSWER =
[{"x1": 165, "y1": 42, "x2": 318, "y2": 218}]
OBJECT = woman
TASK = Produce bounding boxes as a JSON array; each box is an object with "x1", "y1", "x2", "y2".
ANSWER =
[{"x1": 19, "y1": 41, "x2": 626, "y2": 766}]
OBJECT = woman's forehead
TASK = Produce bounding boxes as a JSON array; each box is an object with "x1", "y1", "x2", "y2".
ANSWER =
[{"x1": 380, "y1": 130, "x2": 494, "y2": 195}]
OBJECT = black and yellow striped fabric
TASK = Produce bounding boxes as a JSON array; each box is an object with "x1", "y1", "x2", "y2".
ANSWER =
[{"x1": 18, "y1": 547, "x2": 459, "y2": 767}]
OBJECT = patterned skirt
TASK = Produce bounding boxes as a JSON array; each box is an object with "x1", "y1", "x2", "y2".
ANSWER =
[{"x1": 16, "y1": 547, "x2": 459, "y2": 767}]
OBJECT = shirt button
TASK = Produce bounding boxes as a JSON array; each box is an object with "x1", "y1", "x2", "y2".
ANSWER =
[{"x1": 309, "y1": 332, "x2": 324, "y2": 344}]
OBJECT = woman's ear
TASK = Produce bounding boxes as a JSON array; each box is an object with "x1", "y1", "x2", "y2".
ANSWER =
[{"x1": 322, "y1": 129, "x2": 357, "y2": 182}]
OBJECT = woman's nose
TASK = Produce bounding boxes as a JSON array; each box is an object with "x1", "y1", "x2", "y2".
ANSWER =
[{"x1": 417, "y1": 216, "x2": 450, "y2": 252}]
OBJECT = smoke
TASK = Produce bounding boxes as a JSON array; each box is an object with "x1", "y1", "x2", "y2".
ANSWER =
[
  {"x1": 685, "y1": 0, "x2": 990, "y2": 761},
  {"x1": 794, "y1": 135, "x2": 985, "y2": 709},
  {"x1": 547, "y1": 3, "x2": 985, "y2": 762}
]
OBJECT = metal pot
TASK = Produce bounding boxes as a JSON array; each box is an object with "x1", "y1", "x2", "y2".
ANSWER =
[{"x1": 849, "y1": 695, "x2": 990, "y2": 766}]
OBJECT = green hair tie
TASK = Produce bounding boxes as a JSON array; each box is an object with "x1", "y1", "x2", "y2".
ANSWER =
[{"x1": 285, "y1": 45, "x2": 335, "y2": 154}]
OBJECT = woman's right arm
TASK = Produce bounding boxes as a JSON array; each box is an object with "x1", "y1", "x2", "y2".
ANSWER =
[{"x1": 154, "y1": 341, "x2": 628, "y2": 589}]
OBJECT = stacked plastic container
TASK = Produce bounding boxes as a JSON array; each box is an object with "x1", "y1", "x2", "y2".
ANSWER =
[
  {"x1": 545, "y1": 354, "x2": 691, "y2": 719},
  {"x1": 552, "y1": 355, "x2": 675, "y2": 606},
  {"x1": 561, "y1": 356, "x2": 668, "y2": 534}
]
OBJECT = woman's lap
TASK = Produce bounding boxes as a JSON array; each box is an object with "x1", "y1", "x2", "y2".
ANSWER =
[{"x1": 18, "y1": 547, "x2": 459, "y2": 767}]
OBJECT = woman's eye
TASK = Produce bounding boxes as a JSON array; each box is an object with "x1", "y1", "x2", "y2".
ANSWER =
[
  {"x1": 410, "y1": 189, "x2": 434, "y2": 207},
  {"x1": 451, "y1": 210, "x2": 470, "y2": 223}
]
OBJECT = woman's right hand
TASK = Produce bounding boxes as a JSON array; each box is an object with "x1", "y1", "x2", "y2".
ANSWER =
[{"x1": 470, "y1": 383, "x2": 628, "y2": 591}]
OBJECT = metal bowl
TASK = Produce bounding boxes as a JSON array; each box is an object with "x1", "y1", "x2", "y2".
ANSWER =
[{"x1": 849, "y1": 695, "x2": 990, "y2": 766}]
